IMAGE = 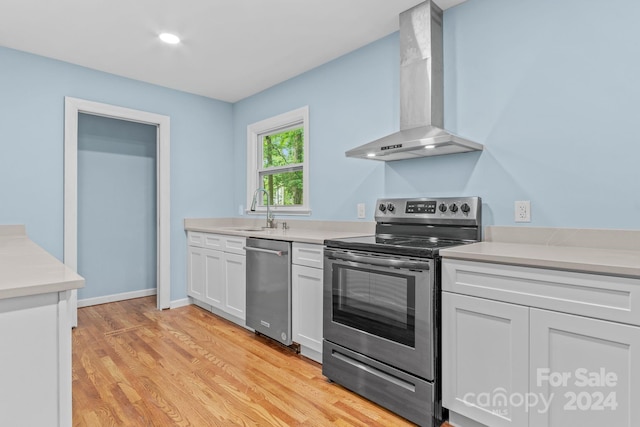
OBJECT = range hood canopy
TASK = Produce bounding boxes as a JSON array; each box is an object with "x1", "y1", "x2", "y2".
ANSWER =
[{"x1": 346, "y1": 0, "x2": 482, "y2": 161}]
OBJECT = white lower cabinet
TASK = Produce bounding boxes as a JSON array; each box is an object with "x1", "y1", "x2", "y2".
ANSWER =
[
  {"x1": 0, "y1": 291, "x2": 73, "y2": 427},
  {"x1": 292, "y1": 264, "x2": 323, "y2": 357},
  {"x1": 188, "y1": 234, "x2": 324, "y2": 360},
  {"x1": 224, "y1": 253, "x2": 246, "y2": 320},
  {"x1": 187, "y1": 232, "x2": 246, "y2": 325},
  {"x1": 442, "y1": 259, "x2": 640, "y2": 427},
  {"x1": 292, "y1": 242, "x2": 324, "y2": 363},
  {"x1": 442, "y1": 292, "x2": 529, "y2": 427},
  {"x1": 529, "y1": 308, "x2": 640, "y2": 427},
  {"x1": 187, "y1": 246, "x2": 205, "y2": 300}
]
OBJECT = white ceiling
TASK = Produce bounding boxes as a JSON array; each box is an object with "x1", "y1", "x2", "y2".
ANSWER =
[{"x1": 0, "y1": 0, "x2": 466, "y2": 103}]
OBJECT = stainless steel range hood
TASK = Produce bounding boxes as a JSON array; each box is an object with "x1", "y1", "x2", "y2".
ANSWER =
[{"x1": 346, "y1": 0, "x2": 483, "y2": 161}]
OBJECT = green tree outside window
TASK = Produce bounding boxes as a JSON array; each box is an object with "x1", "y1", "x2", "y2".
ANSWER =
[{"x1": 259, "y1": 127, "x2": 304, "y2": 206}]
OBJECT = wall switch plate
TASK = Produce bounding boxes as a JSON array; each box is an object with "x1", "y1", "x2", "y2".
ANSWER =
[
  {"x1": 515, "y1": 200, "x2": 531, "y2": 222},
  {"x1": 357, "y1": 203, "x2": 366, "y2": 219}
]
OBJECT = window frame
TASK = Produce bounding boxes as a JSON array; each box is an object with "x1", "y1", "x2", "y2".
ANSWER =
[{"x1": 246, "y1": 106, "x2": 310, "y2": 215}]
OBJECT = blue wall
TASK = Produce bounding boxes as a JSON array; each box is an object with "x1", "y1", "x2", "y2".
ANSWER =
[
  {"x1": 77, "y1": 114, "x2": 157, "y2": 300},
  {"x1": 0, "y1": 46, "x2": 234, "y2": 302},
  {"x1": 232, "y1": 34, "x2": 396, "y2": 220},
  {"x1": 234, "y1": 0, "x2": 640, "y2": 230}
]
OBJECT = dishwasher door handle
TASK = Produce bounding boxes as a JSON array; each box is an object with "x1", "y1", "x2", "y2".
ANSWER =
[{"x1": 243, "y1": 246, "x2": 287, "y2": 257}]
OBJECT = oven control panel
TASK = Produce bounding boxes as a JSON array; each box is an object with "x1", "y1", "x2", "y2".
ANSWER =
[
  {"x1": 375, "y1": 197, "x2": 481, "y2": 224},
  {"x1": 405, "y1": 200, "x2": 437, "y2": 214}
]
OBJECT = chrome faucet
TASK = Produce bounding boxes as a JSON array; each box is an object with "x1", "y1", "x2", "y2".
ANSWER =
[{"x1": 250, "y1": 188, "x2": 275, "y2": 228}]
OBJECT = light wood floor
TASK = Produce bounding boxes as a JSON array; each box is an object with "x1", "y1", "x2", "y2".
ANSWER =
[{"x1": 73, "y1": 296, "x2": 439, "y2": 426}]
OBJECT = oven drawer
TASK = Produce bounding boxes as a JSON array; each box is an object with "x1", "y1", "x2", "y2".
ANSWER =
[{"x1": 323, "y1": 340, "x2": 435, "y2": 427}]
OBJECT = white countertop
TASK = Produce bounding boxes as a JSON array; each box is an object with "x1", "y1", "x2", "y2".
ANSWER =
[
  {"x1": 0, "y1": 225, "x2": 85, "y2": 300},
  {"x1": 184, "y1": 218, "x2": 375, "y2": 244},
  {"x1": 441, "y1": 226, "x2": 640, "y2": 278}
]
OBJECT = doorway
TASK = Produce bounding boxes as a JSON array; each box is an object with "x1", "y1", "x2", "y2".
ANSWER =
[
  {"x1": 77, "y1": 114, "x2": 157, "y2": 303},
  {"x1": 64, "y1": 97, "x2": 170, "y2": 326}
]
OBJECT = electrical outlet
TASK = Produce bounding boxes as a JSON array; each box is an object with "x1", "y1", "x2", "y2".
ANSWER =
[
  {"x1": 515, "y1": 200, "x2": 531, "y2": 222},
  {"x1": 357, "y1": 203, "x2": 366, "y2": 219}
]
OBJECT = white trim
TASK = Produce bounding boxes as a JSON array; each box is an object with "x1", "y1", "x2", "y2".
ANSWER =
[
  {"x1": 246, "y1": 106, "x2": 309, "y2": 215},
  {"x1": 58, "y1": 290, "x2": 72, "y2": 425},
  {"x1": 77, "y1": 288, "x2": 158, "y2": 308},
  {"x1": 170, "y1": 298, "x2": 191, "y2": 309},
  {"x1": 64, "y1": 97, "x2": 171, "y2": 326}
]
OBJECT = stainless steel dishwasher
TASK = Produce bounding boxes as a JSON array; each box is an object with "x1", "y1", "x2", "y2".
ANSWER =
[{"x1": 245, "y1": 237, "x2": 292, "y2": 345}]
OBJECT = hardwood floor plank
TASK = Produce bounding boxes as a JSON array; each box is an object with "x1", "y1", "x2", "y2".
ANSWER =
[{"x1": 72, "y1": 297, "x2": 420, "y2": 426}]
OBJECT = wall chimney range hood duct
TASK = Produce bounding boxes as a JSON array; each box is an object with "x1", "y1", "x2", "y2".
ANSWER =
[{"x1": 346, "y1": 0, "x2": 483, "y2": 161}]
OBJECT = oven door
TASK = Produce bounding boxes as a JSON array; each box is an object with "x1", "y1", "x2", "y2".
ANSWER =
[{"x1": 323, "y1": 248, "x2": 434, "y2": 380}]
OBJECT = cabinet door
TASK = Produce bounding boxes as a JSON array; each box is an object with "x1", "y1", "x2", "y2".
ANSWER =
[
  {"x1": 292, "y1": 265, "x2": 323, "y2": 354},
  {"x1": 204, "y1": 248, "x2": 225, "y2": 310},
  {"x1": 0, "y1": 293, "x2": 63, "y2": 426},
  {"x1": 187, "y1": 246, "x2": 205, "y2": 301},
  {"x1": 224, "y1": 253, "x2": 246, "y2": 321},
  {"x1": 530, "y1": 309, "x2": 640, "y2": 427},
  {"x1": 442, "y1": 292, "x2": 529, "y2": 427}
]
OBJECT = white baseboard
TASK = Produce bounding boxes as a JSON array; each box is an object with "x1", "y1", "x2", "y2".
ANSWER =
[
  {"x1": 77, "y1": 288, "x2": 157, "y2": 308},
  {"x1": 170, "y1": 298, "x2": 191, "y2": 309},
  {"x1": 448, "y1": 411, "x2": 489, "y2": 427}
]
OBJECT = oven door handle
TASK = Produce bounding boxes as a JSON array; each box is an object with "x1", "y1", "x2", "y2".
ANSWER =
[{"x1": 325, "y1": 249, "x2": 430, "y2": 271}]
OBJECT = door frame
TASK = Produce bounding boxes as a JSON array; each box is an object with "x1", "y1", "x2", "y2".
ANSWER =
[{"x1": 64, "y1": 97, "x2": 171, "y2": 324}]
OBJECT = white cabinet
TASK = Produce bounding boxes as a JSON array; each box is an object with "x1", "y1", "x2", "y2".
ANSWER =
[
  {"x1": 187, "y1": 232, "x2": 246, "y2": 325},
  {"x1": 292, "y1": 242, "x2": 324, "y2": 363},
  {"x1": 529, "y1": 309, "x2": 640, "y2": 427},
  {"x1": 0, "y1": 291, "x2": 73, "y2": 427},
  {"x1": 203, "y1": 248, "x2": 225, "y2": 310},
  {"x1": 187, "y1": 233, "x2": 325, "y2": 359},
  {"x1": 224, "y1": 253, "x2": 246, "y2": 320},
  {"x1": 442, "y1": 259, "x2": 640, "y2": 427},
  {"x1": 187, "y1": 245, "x2": 205, "y2": 300},
  {"x1": 443, "y1": 292, "x2": 529, "y2": 427}
]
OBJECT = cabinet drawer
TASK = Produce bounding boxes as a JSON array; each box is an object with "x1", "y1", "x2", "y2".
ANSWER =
[
  {"x1": 224, "y1": 236, "x2": 246, "y2": 255},
  {"x1": 187, "y1": 231, "x2": 205, "y2": 247},
  {"x1": 202, "y1": 233, "x2": 224, "y2": 249},
  {"x1": 443, "y1": 259, "x2": 640, "y2": 326},
  {"x1": 200, "y1": 233, "x2": 245, "y2": 254},
  {"x1": 292, "y1": 243, "x2": 323, "y2": 269}
]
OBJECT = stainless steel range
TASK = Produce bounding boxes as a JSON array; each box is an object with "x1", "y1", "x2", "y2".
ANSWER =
[{"x1": 323, "y1": 196, "x2": 482, "y2": 427}]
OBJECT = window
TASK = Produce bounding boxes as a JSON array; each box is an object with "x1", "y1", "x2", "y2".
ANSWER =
[{"x1": 247, "y1": 106, "x2": 309, "y2": 215}]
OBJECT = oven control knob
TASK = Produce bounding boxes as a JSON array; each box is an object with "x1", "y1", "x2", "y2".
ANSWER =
[
  {"x1": 387, "y1": 203, "x2": 395, "y2": 212},
  {"x1": 378, "y1": 203, "x2": 387, "y2": 212},
  {"x1": 438, "y1": 203, "x2": 447, "y2": 213},
  {"x1": 461, "y1": 203, "x2": 471, "y2": 213},
  {"x1": 449, "y1": 203, "x2": 459, "y2": 213}
]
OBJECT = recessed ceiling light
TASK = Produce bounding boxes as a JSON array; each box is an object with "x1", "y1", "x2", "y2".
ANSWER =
[
  {"x1": 159, "y1": 33, "x2": 180, "y2": 45},
  {"x1": 367, "y1": 153, "x2": 376, "y2": 157},
  {"x1": 424, "y1": 145, "x2": 436, "y2": 149}
]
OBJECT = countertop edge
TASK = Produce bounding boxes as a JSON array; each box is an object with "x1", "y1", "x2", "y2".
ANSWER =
[
  {"x1": 184, "y1": 219, "x2": 375, "y2": 245},
  {"x1": 2, "y1": 279, "x2": 85, "y2": 300},
  {"x1": 441, "y1": 242, "x2": 640, "y2": 278},
  {"x1": 0, "y1": 225, "x2": 86, "y2": 300}
]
